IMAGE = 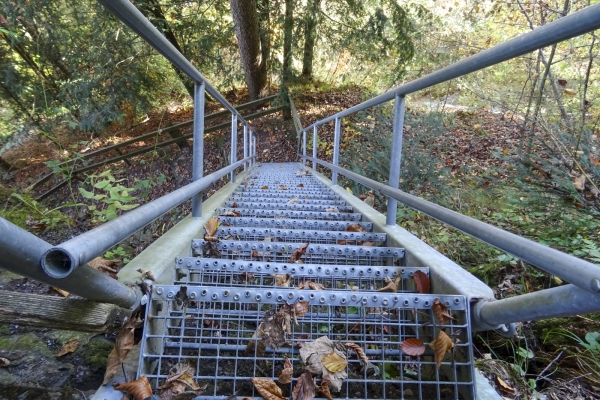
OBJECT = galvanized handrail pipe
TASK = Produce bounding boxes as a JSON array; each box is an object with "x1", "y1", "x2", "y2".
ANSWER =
[
  {"x1": 40, "y1": 158, "x2": 252, "y2": 279},
  {"x1": 191, "y1": 82, "x2": 205, "y2": 218},
  {"x1": 331, "y1": 118, "x2": 341, "y2": 185},
  {"x1": 97, "y1": 0, "x2": 248, "y2": 124},
  {"x1": 301, "y1": 3, "x2": 600, "y2": 133},
  {"x1": 231, "y1": 114, "x2": 238, "y2": 183},
  {"x1": 0, "y1": 218, "x2": 139, "y2": 309},
  {"x1": 312, "y1": 126, "x2": 317, "y2": 172},
  {"x1": 477, "y1": 284, "x2": 600, "y2": 326},
  {"x1": 302, "y1": 155, "x2": 600, "y2": 295},
  {"x1": 386, "y1": 95, "x2": 405, "y2": 226}
]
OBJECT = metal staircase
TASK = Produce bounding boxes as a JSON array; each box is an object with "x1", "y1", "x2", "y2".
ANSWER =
[{"x1": 139, "y1": 163, "x2": 476, "y2": 399}]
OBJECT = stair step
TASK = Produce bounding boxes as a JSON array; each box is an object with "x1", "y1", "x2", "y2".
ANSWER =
[
  {"x1": 231, "y1": 192, "x2": 341, "y2": 200},
  {"x1": 226, "y1": 198, "x2": 348, "y2": 206},
  {"x1": 218, "y1": 208, "x2": 362, "y2": 220},
  {"x1": 212, "y1": 226, "x2": 385, "y2": 245},
  {"x1": 217, "y1": 216, "x2": 373, "y2": 231},
  {"x1": 224, "y1": 201, "x2": 354, "y2": 212}
]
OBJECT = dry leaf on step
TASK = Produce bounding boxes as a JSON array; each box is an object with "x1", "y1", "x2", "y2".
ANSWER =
[
  {"x1": 278, "y1": 185, "x2": 288, "y2": 190},
  {"x1": 251, "y1": 377, "x2": 286, "y2": 400},
  {"x1": 377, "y1": 276, "x2": 401, "y2": 292},
  {"x1": 413, "y1": 270, "x2": 430, "y2": 294},
  {"x1": 290, "y1": 243, "x2": 309, "y2": 263},
  {"x1": 299, "y1": 336, "x2": 347, "y2": 392},
  {"x1": 432, "y1": 299, "x2": 455, "y2": 324},
  {"x1": 346, "y1": 224, "x2": 365, "y2": 233},
  {"x1": 113, "y1": 376, "x2": 152, "y2": 400},
  {"x1": 102, "y1": 314, "x2": 143, "y2": 385},
  {"x1": 298, "y1": 183, "x2": 304, "y2": 188},
  {"x1": 245, "y1": 309, "x2": 289, "y2": 356},
  {"x1": 399, "y1": 338, "x2": 426, "y2": 356},
  {"x1": 271, "y1": 273, "x2": 292, "y2": 287},
  {"x1": 322, "y1": 352, "x2": 348, "y2": 373},
  {"x1": 279, "y1": 357, "x2": 293, "y2": 384},
  {"x1": 137, "y1": 268, "x2": 156, "y2": 282},
  {"x1": 281, "y1": 300, "x2": 310, "y2": 320},
  {"x1": 319, "y1": 377, "x2": 334, "y2": 400},
  {"x1": 296, "y1": 280, "x2": 325, "y2": 290},
  {"x1": 287, "y1": 197, "x2": 299, "y2": 204},
  {"x1": 262, "y1": 185, "x2": 269, "y2": 189},
  {"x1": 344, "y1": 342, "x2": 369, "y2": 365},
  {"x1": 157, "y1": 362, "x2": 207, "y2": 398},
  {"x1": 324, "y1": 206, "x2": 339, "y2": 212},
  {"x1": 88, "y1": 257, "x2": 117, "y2": 273},
  {"x1": 295, "y1": 171, "x2": 309, "y2": 176},
  {"x1": 56, "y1": 339, "x2": 79, "y2": 357},
  {"x1": 496, "y1": 376, "x2": 515, "y2": 394},
  {"x1": 429, "y1": 330, "x2": 454, "y2": 368},
  {"x1": 52, "y1": 287, "x2": 70, "y2": 297},
  {"x1": 292, "y1": 372, "x2": 316, "y2": 400},
  {"x1": 205, "y1": 217, "x2": 220, "y2": 237}
]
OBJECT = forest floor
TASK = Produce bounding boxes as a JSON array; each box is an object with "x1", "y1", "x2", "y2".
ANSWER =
[{"x1": 0, "y1": 84, "x2": 599, "y2": 399}]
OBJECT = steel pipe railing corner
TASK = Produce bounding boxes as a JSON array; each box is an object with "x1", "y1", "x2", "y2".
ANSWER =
[
  {"x1": 386, "y1": 94, "x2": 406, "y2": 226},
  {"x1": 192, "y1": 81, "x2": 206, "y2": 218}
]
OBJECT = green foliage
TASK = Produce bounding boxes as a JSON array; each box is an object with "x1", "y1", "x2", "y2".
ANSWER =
[
  {"x1": 544, "y1": 329, "x2": 600, "y2": 381},
  {"x1": 78, "y1": 170, "x2": 139, "y2": 223},
  {"x1": 0, "y1": 188, "x2": 74, "y2": 230},
  {"x1": 104, "y1": 245, "x2": 131, "y2": 263}
]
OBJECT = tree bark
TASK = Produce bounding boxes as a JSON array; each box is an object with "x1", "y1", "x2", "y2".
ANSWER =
[
  {"x1": 257, "y1": 0, "x2": 271, "y2": 83},
  {"x1": 229, "y1": 0, "x2": 267, "y2": 101},
  {"x1": 302, "y1": 0, "x2": 321, "y2": 77},
  {"x1": 282, "y1": 0, "x2": 294, "y2": 80},
  {"x1": 136, "y1": 0, "x2": 195, "y2": 98}
]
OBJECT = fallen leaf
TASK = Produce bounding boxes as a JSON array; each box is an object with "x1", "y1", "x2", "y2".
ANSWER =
[
  {"x1": 563, "y1": 88, "x2": 577, "y2": 96},
  {"x1": 573, "y1": 174, "x2": 585, "y2": 191},
  {"x1": 361, "y1": 241, "x2": 374, "y2": 246},
  {"x1": 319, "y1": 377, "x2": 334, "y2": 400},
  {"x1": 113, "y1": 376, "x2": 152, "y2": 400},
  {"x1": 137, "y1": 268, "x2": 156, "y2": 282},
  {"x1": 175, "y1": 286, "x2": 188, "y2": 307},
  {"x1": 271, "y1": 274, "x2": 292, "y2": 287},
  {"x1": 88, "y1": 257, "x2": 117, "y2": 273},
  {"x1": 52, "y1": 287, "x2": 70, "y2": 297},
  {"x1": 292, "y1": 372, "x2": 316, "y2": 400},
  {"x1": 278, "y1": 185, "x2": 288, "y2": 190},
  {"x1": 0, "y1": 357, "x2": 10, "y2": 367},
  {"x1": 553, "y1": 275, "x2": 563, "y2": 285},
  {"x1": 287, "y1": 197, "x2": 299, "y2": 204},
  {"x1": 245, "y1": 309, "x2": 289, "y2": 356},
  {"x1": 324, "y1": 206, "x2": 339, "y2": 213},
  {"x1": 157, "y1": 362, "x2": 207, "y2": 398},
  {"x1": 413, "y1": 270, "x2": 430, "y2": 294},
  {"x1": 400, "y1": 338, "x2": 426, "y2": 356},
  {"x1": 345, "y1": 187, "x2": 353, "y2": 194},
  {"x1": 298, "y1": 183, "x2": 304, "y2": 188},
  {"x1": 240, "y1": 272, "x2": 255, "y2": 283},
  {"x1": 56, "y1": 339, "x2": 79, "y2": 357},
  {"x1": 251, "y1": 377, "x2": 286, "y2": 400},
  {"x1": 299, "y1": 336, "x2": 347, "y2": 392},
  {"x1": 295, "y1": 171, "x2": 309, "y2": 176},
  {"x1": 103, "y1": 315, "x2": 143, "y2": 385},
  {"x1": 205, "y1": 217, "x2": 220, "y2": 237},
  {"x1": 231, "y1": 202, "x2": 238, "y2": 208},
  {"x1": 290, "y1": 243, "x2": 309, "y2": 263},
  {"x1": 297, "y1": 280, "x2": 325, "y2": 290},
  {"x1": 282, "y1": 300, "x2": 310, "y2": 319},
  {"x1": 432, "y1": 299, "x2": 455, "y2": 324},
  {"x1": 346, "y1": 224, "x2": 365, "y2": 233},
  {"x1": 378, "y1": 276, "x2": 401, "y2": 292},
  {"x1": 322, "y1": 352, "x2": 348, "y2": 373},
  {"x1": 344, "y1": 342, "x2": 369, "y2": 365},
  {"x1": 473, "y1": 124, "x2": 481, "y2": 130},
  {"x1": 496, "y1": 376, "x2": 515, "y2": 394},
  {"x1": 364, "y1": 192, "x2": 375, "y2": 207},
  {"x1": 262, "y1": 185, "x2": 269, "y2": 189},
  {"x1": 429, "y1": 330, "x2": 454, "y2": 368},
  {"x1": 220, "y1": 210, "x2": 241, "y2": 217},
  {"x1": 279, "y1": 357, "x2": 293, "y2": 384}
]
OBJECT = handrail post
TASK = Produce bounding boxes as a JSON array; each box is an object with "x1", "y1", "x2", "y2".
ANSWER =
[
  {"x1": 191, "y1": 81, "x2": 206, "y2": 218},
  {"x1": 386, "y1": 94, "x2": 406, "y2": 226},
  {"x1": 302, "y1": 130, "x2": 307, "y2": 166},
  {"x1": 249, "y1": 130, "x2": 254, "y2": 166},
  {"x1": 243, "y1": 125, "x2": 248, "y2": 171},
  {"x1": 332, "y1": 118, "x2": 341, "y2": 185},
  {"x1": 312, "y1": 126, "x2": 317, "y2": 171},
  {"x1": 230, "y1": 114, "x2": 238, "y2": 182}
]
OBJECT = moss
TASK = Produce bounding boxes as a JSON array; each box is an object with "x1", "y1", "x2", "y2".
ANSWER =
[
  {"x1": 0, "y1": 324, "x2": 9, "y2": 336},
  {"x1": 82, "y1": 337, "x2": 114, "y2": 369}
]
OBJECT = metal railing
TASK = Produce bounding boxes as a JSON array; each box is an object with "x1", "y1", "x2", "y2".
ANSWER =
[
  {"x1": 0, "y1": 0, "x2": 261, "y2": 306},
  {"x1": 298, "y1": 3, "x2": 600, "y2": 330}
]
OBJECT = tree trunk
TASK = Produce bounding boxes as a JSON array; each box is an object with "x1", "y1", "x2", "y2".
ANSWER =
[
  {"x1": 257, "y1": 0, "x2": 271, "y2": 83},
  {"x1": 136, "y1": 0, "x2": 195, "y2": 98},
  {"x1": 229, "y1": 0, "x2": 267, "y2": 101},
  {"x1": 281, "y1": 0, "x2": 294, "y2": 119},
  {"x1": 302, "y1": 0, "x2": 320, "y2": 77}
]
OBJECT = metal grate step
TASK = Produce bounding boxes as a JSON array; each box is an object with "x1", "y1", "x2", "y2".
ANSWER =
[
  {"x1": 212, "y1": 226, "x2": 385, "y2": 245},
  {"x1": 223, "y1": 201, "x2": 354, "y2": 212},
  {"x1": 217, "y1": 217, "x2": 373, "y2": 231}
]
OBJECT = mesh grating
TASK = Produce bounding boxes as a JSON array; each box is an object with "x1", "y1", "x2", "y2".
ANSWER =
[
  {"x1": 139, "y1": 286, "x2": 475, "y2": 400},
  {"x1": 217, "y1": 217, "x2": 373, "y2": 231},
  {"x1": 212, "y1": 227, "x2": 385, "y2": 245}
]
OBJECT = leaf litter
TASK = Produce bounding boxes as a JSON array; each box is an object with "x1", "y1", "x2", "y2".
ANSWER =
[
  {"x1": 157, "y1": 362, "x2": 207, "y2": 399},
  {"x1": 103, "y1": 313, "x2": 143, "y2": 385},
  {"x1": 299, "y1": 336, "x2": 348, "y2": 392}
]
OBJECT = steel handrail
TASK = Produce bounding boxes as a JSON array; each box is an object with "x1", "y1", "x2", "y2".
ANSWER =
[
  {"x1": 97, "y1": 0, "x2": 248, "y2": 124},
  {"x1": 301, "y1": 3, "x2": 600, "y2": 132},
  {"x1": 40, "y1": 157, "x2": 253, "y2": 279}
]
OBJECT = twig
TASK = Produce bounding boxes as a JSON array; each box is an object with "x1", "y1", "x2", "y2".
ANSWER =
[
  {"x1": 566, "y1": 372, "x2": 592, "y2": 384},
  {"x1": 535, "y1": 350, "x2": 563, "y2": 382}
]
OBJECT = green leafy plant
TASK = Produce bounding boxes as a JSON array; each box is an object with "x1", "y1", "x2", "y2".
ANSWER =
[
  {"x1": 104, "y1": 245, "x2": 131, "y2": 263},
  {"x1": 78, "y1": 170, "x2": 139, "y2": 223},
  {"x1": 9, "y1": 192, "x2": 76, "y2": 229},
  {"x1": 544, "y1": 329, "x2": 600, "y2": 382}
]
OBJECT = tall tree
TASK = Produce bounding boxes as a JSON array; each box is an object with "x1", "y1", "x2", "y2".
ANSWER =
[
  {"x1": 257, "y1": 0, "x2": 271, "y2": 83},
  {"x1": 229, "y1": 0, "x2": 267, "y2": 100},
  {"x1": 281, "y1": 0, "x2": 295, "y2": 119},
  {"x1": 302, "y1": 0, "x2": 321, "y2": 77}
]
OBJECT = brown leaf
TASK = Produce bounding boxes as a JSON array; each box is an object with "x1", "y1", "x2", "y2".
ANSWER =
[
  {"x1": 322, "y1": 352, "x2": 348, "y2": 373},
  {"x1": 262, "y1": 185, "x2": 269, "y2": 190},
  {"x1": 231, "y1": 202, "x2": 238, "y2": 208},
  {"x1": 297, "y1": 280, "x2": 325, "y2": 290},
  {"x1": 297, "y1": 183, "x2": 304, "y2": 187},
  {"x1": 282, "y1": 300, "x2": 310, "y2": 318},
  {"x1": 278, "y1": 185, "x2": 288, "y2": 190},
  {"x1": 240, "y1": 272, "x2": 254, "y2": 283},
  {"x1": 324, "y1": 206, "x2": 339, "y2": 213},
  {"x1": 319, "y1": 377, "x2": 334, "y2": 400},
  {"x1": 205, "y1": 217, "x2": 220, "y2": 237},
  {"x1": 496, "y1": 376, "x2": 515, "y2": 394},
  {"x1": 573, "y1": 174, "x2": 585, "y2": 191},
  {"x1": 220, "y1": 210, "x2": 241, "y2": 217},
  {"x1": 292, "y1": 372, "x2": 316, "y2": 400},
  {"x1": 245, "y1": 309, "x2": 289, "y2": 356},
  {"x1": 399, "y1": 338, "x2": 426, "y2": 356},
  {"x1": 56, "y1": 339, "x2": 79, "y2": 357},
  {"x1": 377, "y1": 276, "x2": 401, "y2": 292},
  {"x1": 52, "y1": 287, "x2": 70, "y2": 297},
  {"x1": 299, "y1": 337, "x2": 348, "y2": 392},
  {"x1": 103, "y1": 315, "x2": 143, "y2": 385},
  {"x1": 137, "y1": 268, "x2": 156, "y2": 282},
  {"x1": 251, "y1": 377, "x2": 286, "y2": 400},
  {"x1": 413, "y1": 270, "x2": 430, "y2": 294},
  {"x1": 287, "y1": 196, "x2": 299, "y2": 204},
  {"x1": 344, "y1": 342, "x2": 369, "y2": 365},
  {"x1": 0, "y1": 357, "x2": 10, "y2": 367},
  {"x1": 271, "y1": 273, "x2": 292, "y2": 287},
  {"x1": 429, "y1": 330, "x2": 454, "y2": 368},
  {"x1": 337, "y1": 239, "x2": 346, "y2": 245},
  {"x1": 290, "y1": 243, "x2": 309, "y2": 263},
  {"x1": 346, "y1": 224, "x2": 365, "y2": 232},
  {"x1": 361, "y1": 241, "x2": 374, "y2": 246},
  {"x1": 88, "y1": 257, "x2": 117, "y2": 273},
  {"x1": 279, "y1": 357, "x2": 293, "y2": 384},
  {"x1": 113, "y1": 376, "x2": 152, "y2": 400},
  {"x1": 432, "y1": 299, "x2": 455, "y2": 324}
]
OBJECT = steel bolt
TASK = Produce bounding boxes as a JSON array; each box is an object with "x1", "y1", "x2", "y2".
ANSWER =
[
  {"x1": 592, "y1": 278, "x2": 600, "y2": 293},
  {"x1": 255, "y1": 294, "x2": 262, "y2": 301},
  {"x1": 382, "y1": 299, "x2": 388, "y2": 306},
  {"x1": 330, "y1": 294, "x2": 336, "y2": 300},
  {"x1": 192, "y1": 242, "x2": 198, "y2": 249},
  {"x1": 167, "y1": 292, "x2": 174, "y2": 298},
  {"x1": 288, "y1": 292, "x2": 294, "y2": 299},
  {"x1": 156, "y1": 287, "x2": 164, "y2": 295}
]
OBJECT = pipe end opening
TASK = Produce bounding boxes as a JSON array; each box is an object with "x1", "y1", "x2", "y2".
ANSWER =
[{"x1": 41, "y1": 248, "x2": 75, "y2": 279}]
